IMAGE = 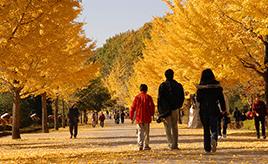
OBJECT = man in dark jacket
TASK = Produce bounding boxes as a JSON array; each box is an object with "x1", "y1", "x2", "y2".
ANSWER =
[
  {"x1": 252, "y1": 97, "x2": 267, "y2": 139},
  {"x1": 157, "y1": 69, "x2": 184, "y2": 149},
  {"x1": 68, "y1": 103, "x2": 79, "y2": 139},
  {"x1": 197, "y1": 68, "x2": 226, "y2": 153}
]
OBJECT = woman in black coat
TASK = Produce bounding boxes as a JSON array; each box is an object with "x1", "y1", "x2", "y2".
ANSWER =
[{"x1": 196, "y1": 69, "x2": 226, "y2": 153}]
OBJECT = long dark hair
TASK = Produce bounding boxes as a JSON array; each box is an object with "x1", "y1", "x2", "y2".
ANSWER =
[{"x1": 199, "y1": 68, "x2": 216, "y2": 85}]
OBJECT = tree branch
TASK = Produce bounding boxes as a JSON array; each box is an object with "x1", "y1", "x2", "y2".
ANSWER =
[
  {"x1": 20, "y1": 13, "x2": 44, "y2": 26},
  {"x1": 9, "y1": 0, "x2": 32, "y2": 40},
  {"x1": 223, "y1": 13, "x2": 259, "y2": 38},
  {"x1": 238, "y1": 57, "x2": 264, "y2": 77},
  {"x1": 238, "y1": 38, "x2": 262, "y2": 68}
]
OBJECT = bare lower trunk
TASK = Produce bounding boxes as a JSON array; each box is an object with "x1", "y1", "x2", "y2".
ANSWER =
[
  {"x1": 54, "y1": 96, "x2": 59, "y2": 130},
  {"x1": 62, "y1": 100, "x2": 66, "y2": 128},
  {"x1": 264, "y1": 36, "x2": 268, "y2": 106},
  {"x1": 12, "y1": 89, "x2": 21, "y2": 139},
  {"x1": 264, "y1": 36, "x2": 268, "y2": 65},
  {"x1": 80, "y1": 112, "x2": 83, "y2": 124},
  {"x1": 83, "y1": 110, "x2": 88, "y2": 124},
  {"x1": 42, "y1": 93, "x2": 49, "y2": 133},
  {"x1": 264, "y1": 71, "x2": 268, "y2": 106}
]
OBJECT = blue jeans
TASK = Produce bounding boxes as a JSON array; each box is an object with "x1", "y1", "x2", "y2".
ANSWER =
[{"x1": 200, "y1": 114, "x2": 219, "y2": 152}]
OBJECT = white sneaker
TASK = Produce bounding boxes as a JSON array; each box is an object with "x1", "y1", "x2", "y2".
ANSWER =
[{"x1": 218, "y1": 135, "x2": 222, "y2": 140}]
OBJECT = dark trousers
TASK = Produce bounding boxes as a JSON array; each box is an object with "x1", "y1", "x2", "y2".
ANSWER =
[
  {"x1": 254, "y1": 116, "x2": 266, "y2": 137},
  {"x1": 222, "y1": 123, "x2": 227, "y2": 135},
  {"x1": 200, "y1": 114, "x2": 219, "y2": 152},
  {"x1": 218, "y1": 118, "x2": 227, "y2": 136},
  {"x1": 69, "y1": 123, "x2": 78, "y2": 138}
]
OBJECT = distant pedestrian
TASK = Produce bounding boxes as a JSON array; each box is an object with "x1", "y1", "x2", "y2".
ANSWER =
[
  {"x1": 252, "y1": 96, "x2": 267, "y2": 139},
  {"x1": 68, "y1": 103, "x2": 79, "y2": 139},
  {"x1": 120, "y1": 111, "x2": 125, "y2": 124},
  {"x1": 99, "y1": 112, "x2": 106, "y2": 128},
  {"x1": 188, "y1": 94, "x2": 202, "y2": 128},
  {"x1": 92, "y1": 113, "x2": 97, "y2": 127},
  {"x1": 114, "y1": 112, "x2": 120, "y2": 124},
  {"x1": 218, "y1": 113, "x2": 230, "y2": 139},
  {"x1": 233, "y1": 107, "x2": 241, "y2": 128},
  {"x1": 106, "y1": 111, "x2": 110, "y2": 119},
  {"x1": 157, "y1": 69, "x2": 184, "y2": 150},
  {"x1": 95, "y1": 112, "x2": 98, "y2": 125},
  {"x1": 130, "y1": 84, "x2": 155, "y2": 151},
  {"x1": 196, "y1": 68, "x2": 226, "y2": 153}
]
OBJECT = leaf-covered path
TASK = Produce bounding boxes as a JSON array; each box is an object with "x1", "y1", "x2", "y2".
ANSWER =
[{"x1": 1, "y1": 120, "x2": 268, "y2": 163}]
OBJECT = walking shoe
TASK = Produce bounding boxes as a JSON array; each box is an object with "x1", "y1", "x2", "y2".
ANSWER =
[
  {"x1": 257, "y1": 135, "x2": 260, "y2": 139},
  {"x1": 263, "y1": 136, "x2": 266, "y2": 139},
  {"x1": 218, "y1": 135, "x2": 222, "y2": 140},
  {"x1": 211, "y1": 139, "x2": 217, "y2": 153},
  {"x1": 168, "y1": 144, "x2": 179, "y2": 150},
  {"x1": 204, "y1": 150, "x2": 211, "y2": 154},
  {"x1": 138, "y1": 146, "x2": 143, "y2": 151},
  {"x1": 170, "y1": 146, "x2": 179, "y2": 150},
  {"x1": 143, "y1": 146, "x2": 151, "y2": 150},
  {"x1": 223, "y1": 134, "x2": 227, "y2": 139}
]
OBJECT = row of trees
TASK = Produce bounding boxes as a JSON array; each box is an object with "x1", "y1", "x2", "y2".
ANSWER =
[
  {"x1": 0, "y1": 0, "x2": 98, "y2": 139},
  {"x1": 128, "y1": 0, "x2": 267, "y2": 104},
  {"x1": 1, "y1": 0, "x2": 267, "y2": 139},
  {"x1": 94, "y1": 0, "x2": 267, "y2": 112},
  {"x1": 95, "y1": 24, "x2": 152, "y2": 105}
]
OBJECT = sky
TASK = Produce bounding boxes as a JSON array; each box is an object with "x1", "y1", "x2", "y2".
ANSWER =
[{"x1": 80, "y1": 0, "x2": 169, "y2": 47}]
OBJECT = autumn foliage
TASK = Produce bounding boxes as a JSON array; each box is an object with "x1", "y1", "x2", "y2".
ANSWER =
[
  {"x1": 95, "y1": 24, "x2": 152, "y2": 105},
  {"x1": 0, "y1": 0, "x2": 98, "y2": 139},
  {"x1": 129, "y1": 0, "x2": 268, "y2": 104}
]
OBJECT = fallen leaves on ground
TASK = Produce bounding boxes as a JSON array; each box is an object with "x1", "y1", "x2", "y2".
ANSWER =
[{"x1": 0, "y1": 120, "x2": 268, "y2": 163}]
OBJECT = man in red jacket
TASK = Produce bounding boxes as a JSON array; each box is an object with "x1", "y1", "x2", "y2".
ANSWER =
[{"x1": 130, "y1": 84, "x2": 155, "y2": 151}]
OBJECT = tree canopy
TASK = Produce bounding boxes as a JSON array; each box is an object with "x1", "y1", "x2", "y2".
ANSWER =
[
  {"x1": 0, "y1": 0, "x2": 98, "y2": 139},
  {"x1": 95, "y1": 23, "x2": 152, "y2": 105},
  {"x1": 128, "y1": 0, "x2": 268, "y2": 104}
]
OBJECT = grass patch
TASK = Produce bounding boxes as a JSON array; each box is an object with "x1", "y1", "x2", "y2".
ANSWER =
[{"x1": 242, "y1": 120, "x2": 255, "y2": 130}]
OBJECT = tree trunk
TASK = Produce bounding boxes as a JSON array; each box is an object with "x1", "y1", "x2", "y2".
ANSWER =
[
  {"x1": 12, "y1": 89, "x2": 21, "y2": 139},
  {"x1": 54, "y1": 96, "x2": 59, "y2": 130},
  {"x1": 264, "y1": 36, "x2": 268, "y2": 106},
  {"x1": 42, "y1": 93, "x2": 49, "y2": 133},
  {"x1": 265, "y1": 72, "x2": 268, "y2": 107},
  {"x1": 83, "y1": 109, "x2": 88, "y2": 124},
  {"x1": 264, "y1": 36, "x2": 268, "y2": 65},
  {"x1": 80, "y1": 112, "x2": 83, "y2": 124},
  {"x1": 62, "y1": 99, "x2": 66, "y2": 128}
]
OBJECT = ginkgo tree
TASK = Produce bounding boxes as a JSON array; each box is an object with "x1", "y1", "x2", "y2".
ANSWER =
[
  {"x1": 0, "y1": 0, "x2": 98, "y2": 139},
  {"x1": 129, "y1": 0, "x2": 268, "y2": 105},
  {"x1": 96, "y1": 24, "x2": 152, "y2": 105}
]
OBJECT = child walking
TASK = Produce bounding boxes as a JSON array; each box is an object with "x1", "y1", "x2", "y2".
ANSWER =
[{"x1": 130, "y1": 84, "x2": 155, "y2": 151}]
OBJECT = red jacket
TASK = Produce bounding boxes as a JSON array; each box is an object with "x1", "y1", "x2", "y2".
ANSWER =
[
  {"x1": 252, "y1": 100, "x2": 267, "y2": 117},
  {"x1": 130, "y1": 92, "x2": 155, "y2": 124}
]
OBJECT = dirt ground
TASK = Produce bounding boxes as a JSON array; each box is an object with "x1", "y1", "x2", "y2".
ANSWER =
[{"x1": 0, "y1": 119, "x2": 268, "y2": 163}]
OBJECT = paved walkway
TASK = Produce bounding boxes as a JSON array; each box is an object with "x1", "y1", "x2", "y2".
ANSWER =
[{"x1": 1, "y1": 120, "x2": 268, "y2": 163}]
